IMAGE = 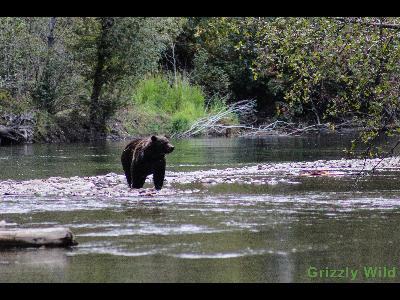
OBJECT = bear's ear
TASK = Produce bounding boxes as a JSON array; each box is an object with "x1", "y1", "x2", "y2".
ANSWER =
[
  {"x1": 164, "y1": 135, "x2": 170, "y2": 139},
  {"x1": 151, "y1": 135, "x2": 157, "y2": 142}
]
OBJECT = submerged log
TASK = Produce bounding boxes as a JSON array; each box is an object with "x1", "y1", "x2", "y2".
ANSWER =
[{"x1": 0, "y1": 227, "x2": 78, "y2": 248}]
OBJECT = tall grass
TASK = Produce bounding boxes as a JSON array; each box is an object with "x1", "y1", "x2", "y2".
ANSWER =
[
  {"x1": 121, "y1": 73, "x2": 239, "y2": 136},
  {"x1": 132, "y1": 73, "x2": 206, "y2": 133}
]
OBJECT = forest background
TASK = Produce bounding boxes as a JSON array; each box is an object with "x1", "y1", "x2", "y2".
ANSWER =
[{"x1": 1, "y1": 17, "x2": 400, "y2": 156}]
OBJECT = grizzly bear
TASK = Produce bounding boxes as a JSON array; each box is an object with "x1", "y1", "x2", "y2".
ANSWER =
[{"x1": 121, "y1": 135, "x2": 175, "y2": 190}]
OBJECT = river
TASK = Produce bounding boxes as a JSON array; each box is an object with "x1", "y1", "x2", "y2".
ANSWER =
[{"x1": 1, "y1": 135, "x2": 400, "y2": 282}]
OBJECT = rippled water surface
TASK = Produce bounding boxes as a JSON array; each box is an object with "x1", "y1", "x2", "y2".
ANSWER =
[{"x1": 1, "y1": 135, "x2": 400, "y2": 282}]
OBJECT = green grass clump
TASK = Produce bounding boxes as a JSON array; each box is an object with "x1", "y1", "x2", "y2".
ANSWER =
[
  {"x1": 121, "y1": 73, "x2": 241, "y2": 136},
  {"x1": 131, "y1": 74, "x2": 206, "y2": 134}
]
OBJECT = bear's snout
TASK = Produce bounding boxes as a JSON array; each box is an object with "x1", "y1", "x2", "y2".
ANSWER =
[{"x1": 166, "y1": 145, "x2": 175, "y2": 153}]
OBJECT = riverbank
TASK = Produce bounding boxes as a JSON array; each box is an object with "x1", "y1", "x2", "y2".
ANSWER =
[{"x1": 1, "y1": 108, "x2": 361, "y2": 146}]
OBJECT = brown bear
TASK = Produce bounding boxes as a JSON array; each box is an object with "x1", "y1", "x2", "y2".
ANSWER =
[{"x1": 121, "y1": 135, "x2": 174, "y2": 190}]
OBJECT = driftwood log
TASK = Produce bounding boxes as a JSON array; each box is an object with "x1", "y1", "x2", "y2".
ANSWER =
[
  {"x1": 0, "y1": 125, "x2": 26, "y2": 145},
  {"x1": 0, "y1": 112, "x2": 35, "y2": 145},
  {"x1": 0, "y1": 227, "x2": 78, "y2": 248}
]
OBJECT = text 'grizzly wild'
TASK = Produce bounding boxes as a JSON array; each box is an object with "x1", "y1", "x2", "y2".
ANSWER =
[{"x1": 121, "y1": 135, "x2": 175, "y2": 190}]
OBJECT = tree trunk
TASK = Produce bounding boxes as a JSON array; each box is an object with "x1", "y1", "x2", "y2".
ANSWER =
[
  {"x1": 171, "y1": 41, "x2": 177, "y2": 86},
  {"x1": 89, "y1": 17, "x2": 114, "y2": 141},
  {"x1": 47, "y1": 17, "x2": 57, "y2": 48},
  {"x1": 33, "y1": 17, "x2": 57, "y2": 113}
]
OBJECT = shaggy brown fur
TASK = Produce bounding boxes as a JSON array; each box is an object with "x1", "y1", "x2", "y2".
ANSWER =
[{"x1": 121, "y1": 135, "x2": 174, "y2": 190}]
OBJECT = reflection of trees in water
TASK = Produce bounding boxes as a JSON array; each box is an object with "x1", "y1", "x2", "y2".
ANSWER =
[
  {"x1": 171, "y1": 138, "x2": 247, "y2": 168},
  {"x1": 88, "y1": 141, "x2": 113, "y2": 163},
  {"x1": 288, "y1": 209, "x2": 400, "y2": 282},
  {"x1": 230, "y1": 135, "x2": 356, "y2": 163},
  {"x1": 0, "y1": 249, "x2": 68, "y2": 282},
  {"x1": 87, "y1": 141, "x2": 121, "y2": 175},
  {"x1": 0, "y1": 144, "x2": 36, "y2": 180},
  {"x1": 0, "y1": 141, "x2": 124, "y2": 180},
  {"x1": 0, "y1": 136, "x2": 356, "y2": 181},
  {"x1": 167, "y1": 139, "x2": 208, "y2": 170}
]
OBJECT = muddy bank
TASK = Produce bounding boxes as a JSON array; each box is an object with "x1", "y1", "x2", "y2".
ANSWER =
[{"x1": 1, "y1": 156, "x2": 399, "y2": 198}]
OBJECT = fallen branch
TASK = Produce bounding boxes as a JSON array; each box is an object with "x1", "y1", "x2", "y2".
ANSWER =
[
  {"x1": 172, "y1": 99, "x2": 257, "y2": 138},
  {"x1": 239, "y1": 120, "x2": 296, "y2": 136},
  {"x1": 285, "y1": 123, "x2": 329, "y2": 136},
  {"x1": 335, "y1": 17, "x2": 400, "y2": 30},
  {"x1": 172, "y1": 98, "x2": 358, "y2": 139}
]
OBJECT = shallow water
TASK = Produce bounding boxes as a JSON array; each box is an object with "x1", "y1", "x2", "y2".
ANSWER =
[{"x1": 1, "y1": 135, "x2": 400, "y2": 282}]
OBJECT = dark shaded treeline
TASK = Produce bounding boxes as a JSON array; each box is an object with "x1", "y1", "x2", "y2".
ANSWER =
[{"x1": 1, "y1": 17, "x2": 400, "y2": 154}]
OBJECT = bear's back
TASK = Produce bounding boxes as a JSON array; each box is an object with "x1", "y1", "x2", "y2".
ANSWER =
[{"x1": 124, "y1": 138, "x2": 146, "y2": 151}]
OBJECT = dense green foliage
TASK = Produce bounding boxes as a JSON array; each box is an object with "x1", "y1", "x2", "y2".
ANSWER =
[
  {"x1": 1, "y1": 17, "x2": 400, "y2": 152},
  {"x1": 251, "y1": 17, "x2": 400, "y2": 153}
]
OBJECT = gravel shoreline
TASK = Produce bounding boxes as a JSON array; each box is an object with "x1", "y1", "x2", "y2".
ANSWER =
[{"x1": 1, "y1": 156, "x2": 400, "y2": 198}]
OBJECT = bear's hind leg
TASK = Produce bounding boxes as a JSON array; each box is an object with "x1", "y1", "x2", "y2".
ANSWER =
[
  {"x1": 121, "y1": 149, "x2": 133, "y2": 187},
  {"x1": 124, "y1": 168, "x2": 132, "y2": 188}
]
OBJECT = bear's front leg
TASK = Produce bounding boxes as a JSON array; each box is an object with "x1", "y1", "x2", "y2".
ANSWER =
[
  {"x1": 131, "y1": 176, "x2": 146, "y2": 189},
  {"x1": 153, "y1": 159, "x2": 166, "y2": 190}
]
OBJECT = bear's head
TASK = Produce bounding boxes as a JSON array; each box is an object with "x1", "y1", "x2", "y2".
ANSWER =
[{"x1": 149, "y1": 135, "x2": 175, "y2": 155}]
